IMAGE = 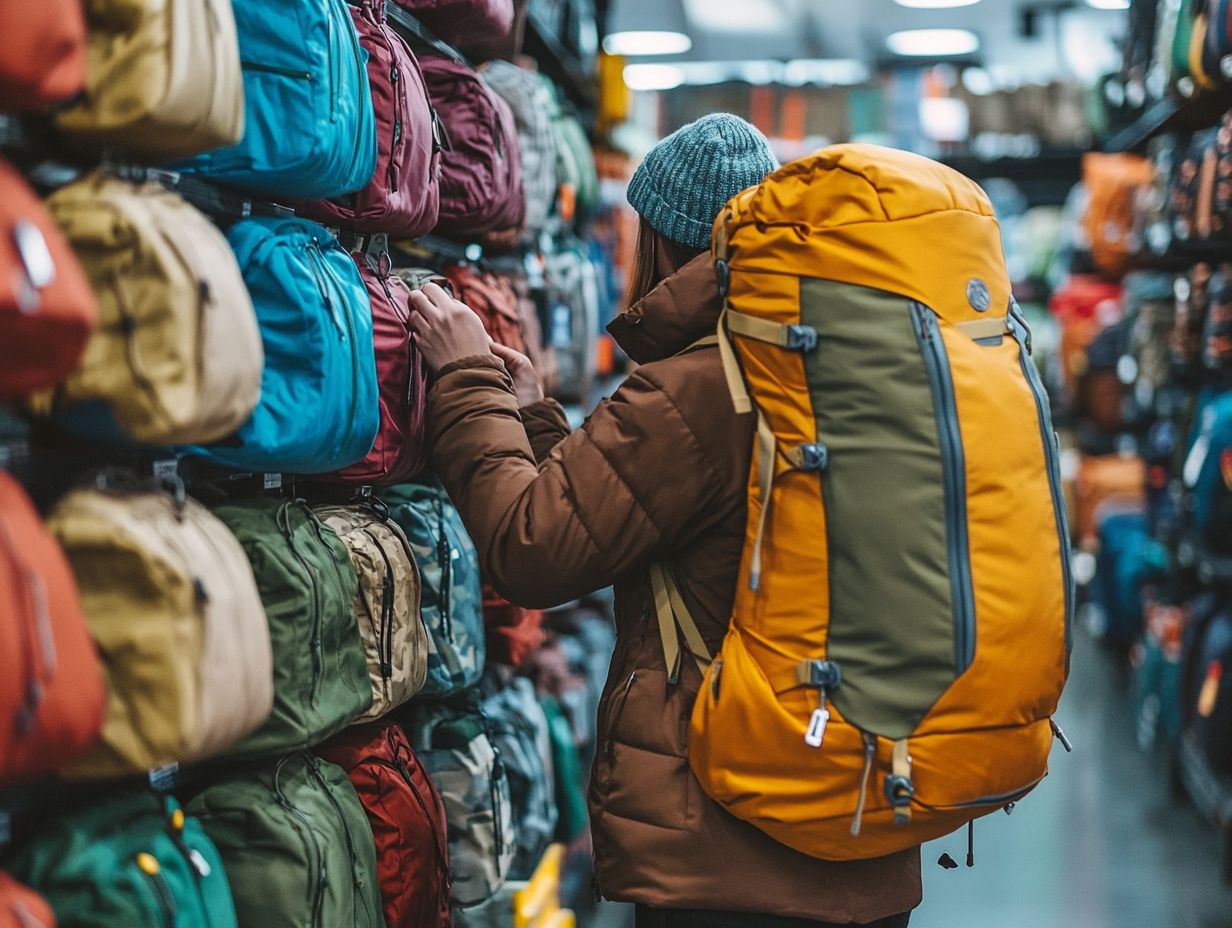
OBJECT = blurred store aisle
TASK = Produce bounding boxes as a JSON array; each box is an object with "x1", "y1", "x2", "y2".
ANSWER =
[{"x1": 913, "y1": 633, "x2": 1232, "y2": 928}]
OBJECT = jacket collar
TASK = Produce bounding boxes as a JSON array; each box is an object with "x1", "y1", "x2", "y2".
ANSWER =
[{"x1": 606, "y1": 253, "x2": 722, "y2": 365}]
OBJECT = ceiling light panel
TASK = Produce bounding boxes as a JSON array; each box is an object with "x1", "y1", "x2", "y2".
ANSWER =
[
  {"x1": 886, "y1": 28, "x2": 980, "y2": 57},
  {"x1": 603, "y1": 31, "x2": 693, "y2": 56},
  {"x1": 681, "y1": 0, "x2": 787, "y2": 33},
  {"x1": 894, "y1": 0, "x2": 981, "y2": 7}
]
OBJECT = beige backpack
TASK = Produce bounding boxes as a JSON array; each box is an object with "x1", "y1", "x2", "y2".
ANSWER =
[
  {"x1": 56, "y1": 0, "x2": 245, "y2": 160},
  {"x1": 30, "y1": 172, "x2": 263, "y2": 445},
  {"x1": 49, "y1": 476, "x2": 274, "y2": 779},
  {"x1": 314, "y1": 502, "x2": 429, "y2": 722}
]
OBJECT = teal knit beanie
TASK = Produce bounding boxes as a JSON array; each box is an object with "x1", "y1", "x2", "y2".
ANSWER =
[{"x1": 626, "y1": 113, "x2": 778, "y2": 252}]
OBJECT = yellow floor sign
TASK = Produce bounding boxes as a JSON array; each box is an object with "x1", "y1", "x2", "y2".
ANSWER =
[{"x1": 514, "y1": 845, "x2": 576, "y2": 928}]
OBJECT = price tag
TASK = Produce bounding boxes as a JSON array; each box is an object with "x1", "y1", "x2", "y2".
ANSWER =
[
  {"x1": 264, "y1": 473, "x2": 282, "y2": 490},
  {"x1": 152, "y1": 459, "x2": 178, "y2": 480}
]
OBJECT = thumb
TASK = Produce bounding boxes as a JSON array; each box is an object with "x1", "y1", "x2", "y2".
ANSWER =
[{"x1": 490, "y1": 342, "x2": 525, "y2": 369}]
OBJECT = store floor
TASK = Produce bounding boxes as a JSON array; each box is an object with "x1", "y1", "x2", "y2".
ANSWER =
[
  {"x1": 591, "y1": 630, "x2": 1232, "y2": 928},
  {"x1": 913, "y1": 631, "x2": 1232, "y2": 928}
]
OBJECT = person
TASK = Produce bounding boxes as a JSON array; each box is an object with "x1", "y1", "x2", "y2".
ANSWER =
[{"x1": 408, "y1": 114, "x2": 920, "y2": 927}]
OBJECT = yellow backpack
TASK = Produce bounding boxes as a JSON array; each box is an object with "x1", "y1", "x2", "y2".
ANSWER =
[{"x1": 653, "y1": 144, "x2": 1072, "y2": 861}]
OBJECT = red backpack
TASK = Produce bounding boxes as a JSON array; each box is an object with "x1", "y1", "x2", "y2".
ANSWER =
[
  {"x1": 392, "y1": 0, "x2": 515, "y2": 53},
  {"x1": 0, "y1": 0, "x2": 85, "y2": 111},
  {"x1": 0, "y1": 158, "x2": 97, "y2": 397},
  {"x1": 323, "y1": 250, "x2": 429, "y2": 485},
  {"x1": 318, "y1": 722, "x2": 452, "y2": 928},
  {"x1": 0, "y1": 872, "x2": 54, "y2": 928},
  {"x1": 444, "y1": 265, "x2": 529, "y2": 353},
  {"x1": 296, "y1": 0, "x2": 441, "y2": 238},
  {"x1": 0, "y1": 472, "x2": 105, "y2": 787},
  {"x1": 422, "y1": 56, "x2": 525, "y2": 237}
]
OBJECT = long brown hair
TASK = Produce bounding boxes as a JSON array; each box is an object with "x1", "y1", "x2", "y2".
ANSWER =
[{"x1": 627, "y1": 217, "x2": 705, "y2": 309}]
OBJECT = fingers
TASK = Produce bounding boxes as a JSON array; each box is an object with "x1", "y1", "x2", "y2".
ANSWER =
[{"x1": 490, "y1": 342, "x2": 525, "y2": 368}]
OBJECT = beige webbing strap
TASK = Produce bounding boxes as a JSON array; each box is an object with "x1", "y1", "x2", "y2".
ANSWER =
[
  {"x1": 955, "y1": 316, "x2": 1011, "y2": 340},
  {"x1": 681, "y1": 334, "x2": 719, "y2": 352},
  {"x1": 723, "y1": 310, "x2": 808, "y2": 348},
  {"x1": 892, "y1": 739, "x2": 913, "y2": 825},
  {"x1": 748, "y1": 412, "x2": 777, "y2": 591},
  {"x1": 649, "y1": 563, "x2": 711, "y2": 683},
  {"x1": 717, "y1": 309, "x2": 752, "y2": 415}
]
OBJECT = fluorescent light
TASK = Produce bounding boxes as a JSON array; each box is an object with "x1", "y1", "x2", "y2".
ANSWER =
[
  {"x1": 603, "y1": 31, "x2": 693, "y2": 56},
  {"x1": 886, "y1": 28, "x2": 980, "y2": 57},
  {"x1": 1084, "y1": 0, "x2": 1129, "y2": 8},
  {"x1": 894, "y1": 0, "x2": 981, "y2": 6},
  {"x1": 681, "y1": 0, "x2": 787, "y2": 32},
  {"x1": 623, "y1": 63, "x2": 686, "y2": 91}
]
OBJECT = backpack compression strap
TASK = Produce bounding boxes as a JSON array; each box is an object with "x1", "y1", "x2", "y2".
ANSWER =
[{"x1": 648, "y1": 563, "x2": 711, "y2": 684}]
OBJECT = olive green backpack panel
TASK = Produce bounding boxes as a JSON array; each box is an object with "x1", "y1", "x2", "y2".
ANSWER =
[
  {"x1": 212, "y1": 498, "x2": 371, "y2": 760},
  {"x1": 187, "y1": 752, "x2": 382, "y2": 928},
  {"x1": 5, "y1": 791, "x2": 237, "y2": 928}
]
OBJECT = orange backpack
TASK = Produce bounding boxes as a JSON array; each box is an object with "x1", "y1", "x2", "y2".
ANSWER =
[
  {"x1": 1082, "y1": 152, "x2": 1153, "y2": 278},
  {"x1": 0, "y1": 471, "x2": 105, "y2": 786},
  {"x1": 654, "y1": 145, "x2": 1072, "y2": 861}
]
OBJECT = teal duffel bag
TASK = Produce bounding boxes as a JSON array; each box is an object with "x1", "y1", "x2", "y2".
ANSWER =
[
  {"x1": 6, "y1": 791, "x2": 238, "y2": 928},
  {"x1": 182, "y1": 217, "x2": 379, "y2": 474},
  {"x1": 169, "y1": 0, "x2": 377, "y2": 199}
]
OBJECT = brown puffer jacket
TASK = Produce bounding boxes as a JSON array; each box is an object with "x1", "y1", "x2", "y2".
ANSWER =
[{"x1": 428, "y1": 254, "x2": 922, "y2": 923}]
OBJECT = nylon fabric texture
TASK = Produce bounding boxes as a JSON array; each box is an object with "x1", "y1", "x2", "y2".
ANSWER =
[
  {"x1": 689, "y1": 143, "x2": 1071, "y2": 860},
  {"x1": 30, "y1": 172, "x2": 262, "y2": 446},
  {"x1": 170, "y1": 0, "x2": 377, "y2": 199},
  {"x1": 0, "y1": 473, "x2": 105, "y2": 787},
  {"x1": 6, "y1": 792, "x2": 238, "y2": 928},
  {"x1": 48, "y1": 483, "x2": 273, "y2": 779},
  {"x1": 187, "y1": 752, "x2": 382, "y2": 928},
  {"x1": 0, "y1": 0, "x2": 85, "y2": 110},
  {"x1": 212, "y1": 498, "x2": 371, "y2": 760},
  {"x1": 181, "y1": 217, "x2": 378, "y2": 474},
  {"x1": 384, "y1": 482, "x2": 487, "y2": 698},
  {"x1": 313, "y1": 503, "x2": 430, "y2": 721},
  {"x1": 0, "y1": 158, "x2": 97, "y2": 398},
  {"x1": 55, "y1": 0, "x2": 245, "y2": 160}
]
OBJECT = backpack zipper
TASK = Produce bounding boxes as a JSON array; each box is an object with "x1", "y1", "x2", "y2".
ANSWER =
[
  {"x1": 372, "y1": 745, "x2": 450, "y2": 894},
  {"x1": 304, "y1": 241, "x2": 345, "y2": 337},
  {"x1": 277, "y1": 503, "x2": 324, "y2": 706},
  {"x1": 1009, "y1": 305, "x2": 1075, "y2": 658},
  {"x1": 241, "y1": 60, "x2": 313, "y2": 81},
  {"x1": 274, "y1": 756, "x2": 327, "y2": 928},
  {"x1": 0, "y1": 519, "x2": 55, "y2": 739},
  {"x1": 308, "y1": 757, "x2": 369, "y2": 910},
  {"x1": 435, "y1": 495, "x2": 453, "y2": 642},
  {"x1": 163, "y1": 807, "x2": 215, "y2": 926},
  {"x1": 360, "y1": 527, "x2": 397, "y2": 693},
  {"x1": 134, "y1": 854, "x2": 176, "y2": 928},
  {"x1": 910, "y1": 303, "x2": 976, "y2": 675}
]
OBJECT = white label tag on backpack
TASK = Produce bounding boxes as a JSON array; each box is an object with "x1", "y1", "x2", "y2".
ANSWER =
[
  {"x1": 1184, "y1": 433, "x2": 1210, "y2": 488},
  {"x1": 805, "y1": 707, "x2": 830, "y2": 748}
]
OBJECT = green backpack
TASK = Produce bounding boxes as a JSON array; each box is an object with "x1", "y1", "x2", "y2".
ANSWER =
[
  {"x1": 186, "y1": 751, "x2": 383, "y2": 928},
  {"x1": 212, "y1": 498, "x2": 372, "y2": 759},
  {"x1": 6, "y1": 791, "x2": 237, "y2": 928},
  {"x1": 383, "y1": 483, "x2": 486, "y2": 698}
]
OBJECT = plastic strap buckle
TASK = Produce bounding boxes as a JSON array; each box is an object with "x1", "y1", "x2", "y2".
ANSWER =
[
  {"x1": 796, "y1": 660, "x2": 842, "y2": 691},
  {"x1": 785, "y1": 324, "x2": 818, "y2": 352},
  {"x1": 795, "y1": 443, "x2": 829, "y2": 472}
]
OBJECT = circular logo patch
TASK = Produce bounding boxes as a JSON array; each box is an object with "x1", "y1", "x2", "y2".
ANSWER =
[{"x1": 966, "y1": 278, "x2": 992, "y2": 313}]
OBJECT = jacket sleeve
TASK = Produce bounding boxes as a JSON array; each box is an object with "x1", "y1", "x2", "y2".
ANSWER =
[
  {"x1": 429, "y1": 355, "x2": 729, "y2": 609},
  {"x1": 519, "y1": 397, "x2": 572, "y2": 466}
]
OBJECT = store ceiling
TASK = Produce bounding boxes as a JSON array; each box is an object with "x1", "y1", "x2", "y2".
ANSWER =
[{"x1": 657, "y1": 0, "x2": 1125, "y2": 86}]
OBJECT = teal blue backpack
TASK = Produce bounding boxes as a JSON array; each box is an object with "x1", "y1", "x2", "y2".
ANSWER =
[
  {"x1": 182, "y1": 217, "x2": 379, "y2": 474},
  {"x1": 170, "y1": 0, "x2": 377, "y2": 199}
]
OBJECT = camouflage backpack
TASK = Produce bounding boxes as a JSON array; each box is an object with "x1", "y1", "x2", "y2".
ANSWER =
[
  {"x1": 402, "y1": 691, "x2": 514, "y2": 914},
  {"x1": 384, "y1": 483, "x2": 486, "y2": 698},
  {"x1": 481, "y1": 671, "x2": 558, "y2": 880}
]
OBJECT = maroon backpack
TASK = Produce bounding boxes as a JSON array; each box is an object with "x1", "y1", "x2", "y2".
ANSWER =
[
  {"x1": 321, "y1": 246, "x2": 428, "y2": 485},
  {"x1": 296, "y1": 0, "x2": 441, "y2": 237},
  {"x1": 422, "y1": 55, "x2": 525, "y2": 237},
  {"x1": 318, "y1": 722, "x2": 452, "y2": 928},
  {"x1": 392, "y1": 0, "x2": 515, "y2": 56}
]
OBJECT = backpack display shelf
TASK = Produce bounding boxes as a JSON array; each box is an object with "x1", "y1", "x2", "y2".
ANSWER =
[
  {"x1": 0, "y1": 4, "x2": 609, "y2": 926},
  {"x1": 1099, "y1": 16, "x2": 1232, "y2": 883}
]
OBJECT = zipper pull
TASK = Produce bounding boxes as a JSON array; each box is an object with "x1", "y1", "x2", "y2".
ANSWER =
[
  {"x1": 966, "y1": 820, "x2": 976, "y2": 868},
  {"x1": 804, "y1": 688, "x2": 830, "y2": 748},
  {"x1": 1050, "y1": 719, "x2": 1073, "y2": 753},
  {"x1": 850, "y1": 734, "x2": 877, "y2": 837}
]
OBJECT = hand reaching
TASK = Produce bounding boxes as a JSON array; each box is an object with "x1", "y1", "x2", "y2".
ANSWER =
[
  {"x1": 491, "y1": 343, "x2": 544, "y2": 407},
  {"x1": 407, "y1": 283, "x2": 493, "y2": 372}
]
